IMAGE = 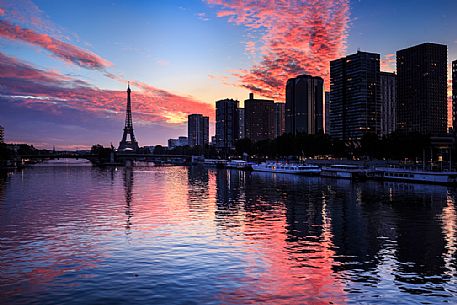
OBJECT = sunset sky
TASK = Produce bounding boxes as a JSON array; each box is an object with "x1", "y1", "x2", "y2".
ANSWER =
[{"x1": 1, "y1": 0, "x2": 457, "y2": 149}]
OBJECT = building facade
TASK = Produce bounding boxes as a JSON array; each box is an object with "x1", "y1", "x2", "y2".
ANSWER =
[
  {"x1": 237, "y1": 108, "x2": 245, "y2": 139},
  {"x1": 380, "y1": 72, "x2": 397, "y2": 136},
  {"x1": 285, "y1": 75, "x2": 324, "y2": 136},
  {"x1": 274, "y1": 103, "x2": 285, "y2": 138},
  {"x1": 0, "y1": 125, "x2": 3, "y2": 143},
  {"x1": 215, "y1": 99, "x2": 240, "y2": 150},
  {"x1": 330, "y1": 51, "x2": 381, "y2": 141},
  {"x1": 168, "y1": 138, "x2": 178, "y2": 149},
  {"x1": 325, "y1": 92, "x2": 330, "y2": 134},
  {"x1": 188, "y1": 114, "x2": 209, "y2": 147},
  {"x1": 178, "y1": 136, "x2": 188, "y2": 146},
  {"x1": 453, "y1": 60, "x2": 457, "y2": 131},
  {"x1": 244, "y1": 93, "x2": 275, "y2": 142},
  {"x1": 168, "y1": 136, "x2": 188, "y2": 149},
  {"x1": 397, "y1": 43, "x2": 447, "y2": 135}
]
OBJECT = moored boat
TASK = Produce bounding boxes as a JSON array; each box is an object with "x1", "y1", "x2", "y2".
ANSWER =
[
  {"x1": 251, "y1": 162, "x2": 321, "y2": 175},
  {"x1": 203, "y1": 159, "x2": 227, "y2": 168},
  {"x1": 320, "y1": 164, "x2": 374, "y2": 180},
  {"x1": 226, "y1": 160, "x2": 254, "y2": 170},
  {"x1": 375, "y1": 167, "x2": 457, "y2": 185}
]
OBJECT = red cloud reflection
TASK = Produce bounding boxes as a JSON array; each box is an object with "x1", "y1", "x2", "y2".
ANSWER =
[
  {"x1": 215, "y1": 199, "x2": 346, "y2": 304},
  {"x1": 0, "y1": 19, "x2": 111, "y2": 70},
  {"x1": 0, "y1": 52, "x2": 213, "y2": 124},
  {"x1": 208, "y1": 0, "x2": 350, "y2": 100}
]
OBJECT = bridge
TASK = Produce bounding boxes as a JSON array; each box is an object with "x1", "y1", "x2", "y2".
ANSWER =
[{"x1": 17, "y1": 153, "x2": 193, "y2": 166}]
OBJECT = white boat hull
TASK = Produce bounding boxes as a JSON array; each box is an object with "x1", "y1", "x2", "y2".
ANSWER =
[
  {"x1": 320, "y1": 166, "x2": 373, "y2": 180},
  {"x1": 251, "y1": 164, "x2": 321, "y2": 175},
  {"x1": 376, "y1": 168, "x2": 457, "y2": 185}
]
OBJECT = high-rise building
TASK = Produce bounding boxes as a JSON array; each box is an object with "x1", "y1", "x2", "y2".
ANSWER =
[
  {"x1": 244, "y1": 93, "x2": 275, "y2": 142},
  {"x1": 274, "y1": 103, "x2": 285, "y2": 138},
  {"x1": 215, "y1": 99, "x2": 239, "y2": 150},
  {"x1": 330, "y1": 51, "x2": 381, "y2": 141},
  {"x1": 168, "y1": 136, "x2": 188, "y2": 149},
  {"x1": 0, "y1": 125, "x2": 3, "y2": 143},
  {"x1": 380, "y1": 72, "x2": 397, "y2": 136},
  {"x1": 188, "y1": 114, "x2": 209, "y2": 147},
  {"x1": 325, "y1": 92, "x2": 330, "y2": 134},
  {"x1": 237, "y1": 108, "x2": 245, "y2": 139},
  {"x1": 453, "y1": 60, "x2": 457, "y2": 131},
  {"x1": 397, "y1": 43, "x2": 447, "y2": 135},
  {"x1": 286, "y1": 75, "x2": 324, "y2": 135}
]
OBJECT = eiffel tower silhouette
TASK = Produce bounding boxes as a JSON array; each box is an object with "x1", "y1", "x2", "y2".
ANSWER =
[{"x1": 118, "y1": 83, "x2": 139, "y2": 152}]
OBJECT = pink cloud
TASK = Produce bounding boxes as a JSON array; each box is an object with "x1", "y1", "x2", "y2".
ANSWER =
[
  {"x1": 208, "y1": 0, "x2": 350, "y2": 100},
  {"x1": 381, "y1": 53, "x2": 396, "y2": 72},
  {"x1": 0, "y1": 0, "x2": 65, "y2": 38},
  {"x1": 216, "y1": 10, "x2": 236, "y2": 17},
  {"x1": 0, "y1": 52, "x2": 214, "y2": 125},
  {"x1": 0, "y1": 12, "x2": 214, "y2": 127},
  {"x1": 0, "y1": 19, "x2": 111, "y2": 70},
  {"x1": 245, "y1": 40, "x2": 256, "y2": 57}
]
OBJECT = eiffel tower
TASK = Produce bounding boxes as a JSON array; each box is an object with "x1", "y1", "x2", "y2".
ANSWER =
[{"x1": 118, "y1": 83, "x2": 139, "y2": 152}]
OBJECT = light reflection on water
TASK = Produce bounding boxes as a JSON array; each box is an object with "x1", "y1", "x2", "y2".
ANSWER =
[{"x1": 0, "y1": 165, "x2": 456, "y2": 304}]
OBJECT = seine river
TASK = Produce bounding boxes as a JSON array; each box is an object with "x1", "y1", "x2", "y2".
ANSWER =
[{"x1": 1, "y1": 163, "x2": 457, "y2": 304}]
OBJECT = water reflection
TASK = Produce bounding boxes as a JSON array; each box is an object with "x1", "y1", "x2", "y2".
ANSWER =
[
  {"x1": 214, "y1": 170, "x2": 345, "y2": 303},
  {"x1": 187, "y1": 165, "x2": 210, "y2": 216},
  {"x1": 0, "y1": 166, "x2": 456, "y2": 304},
  {"x1": 124, "y1": 167, "x2": 133, "y2": 233},
  {"x1": 0, "y1": 170, "x2": 8, "y2": 202},
  {"x1": 386, "y1": 182, "x2": 448, "y2": 294},
  {"x1": 213, "y1": 170, "x2": 457, "y2": 302}
]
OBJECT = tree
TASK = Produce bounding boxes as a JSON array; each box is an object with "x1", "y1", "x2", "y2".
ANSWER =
[
  {"x1": 361, "y1": 133, "x2": 380, "y2": 159},
  {"x1": 91, "y1": 144, "x2": 112, "y2": 161},
  {"x1": 0, "y1": 143, "x2": 12, "y2": 161},
  {"x1": 235, "y1": 138, "x2": 253, "y2": 156},
  {"x1": 153, "y1": 145, "x2": 167, "y2": 155}
]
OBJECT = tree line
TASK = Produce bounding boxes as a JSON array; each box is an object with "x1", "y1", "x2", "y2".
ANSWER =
[
  {"x1": 150, "y1": 131, "x2": 433, "y2": 161},
  {"x1": 234, "y1": 132, "x2": 432, "y2": 160}
]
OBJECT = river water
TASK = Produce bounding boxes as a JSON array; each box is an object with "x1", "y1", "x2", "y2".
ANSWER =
[{"x1": 0, "y1": 164, "x2": 456, "y2": 304}]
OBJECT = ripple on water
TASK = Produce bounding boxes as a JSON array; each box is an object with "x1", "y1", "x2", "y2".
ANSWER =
[{"x1": 0, "y1": 166, "x2": 456, "y2": 304}]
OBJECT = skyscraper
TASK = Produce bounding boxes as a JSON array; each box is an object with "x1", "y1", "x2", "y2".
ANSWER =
[
  {"x1": 237, "y1": 108, "x2": 245, "y2": 139},
  {"x1": 244, "y1": 93, "x2": 275, "y2": 142},
  {"x1": 188, "y1": 114, "x2": 209, "y2": 147},
  {"x1": 330, "y1": 51, "x2": 381, "y2": 141},
  {"x1": 325, "y1": 92, "x2": 330, "y2": 134},
  {"x1": 453, "y1": 60, "x2": 457, "y2": 131},
  {"x1": 0, "y1": 125, "x2": 4, "y2": 143},
  {"x1": 215, "y1": 99, "x2": 239, "y2": 150},
  {"x1": 286, "y1": 75, "x2": 324, "y2": 136},
  {"x1": 274, "y1": 103, "x2": 285, "y2": 138},
  {"x1": 380, "y1": 72, "x2": 396, "y2": 136},
  {"x1": 397, "y1": 43, "x2": 447, "y2": 135}
]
